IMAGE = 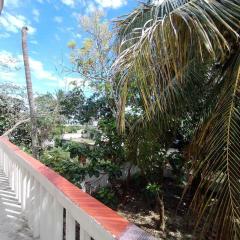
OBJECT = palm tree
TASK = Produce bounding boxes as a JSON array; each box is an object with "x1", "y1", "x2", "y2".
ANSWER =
[
  {"x1": 22, "y1": 27, "x2": 39, "y2": 158},
  {"x1": 114, "y1": 0, "x2": 240, "y2": 239}
]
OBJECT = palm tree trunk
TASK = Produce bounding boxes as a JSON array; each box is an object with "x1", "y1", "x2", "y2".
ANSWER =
[
  {"x1": 0, "y1": 0, "x2": 4, "y2": 14},
  {"x1": 21, "y1": 26, "x2": 38, "y2": 158}
]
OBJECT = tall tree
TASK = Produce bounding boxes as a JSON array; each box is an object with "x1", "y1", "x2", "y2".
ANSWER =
[
  {"x1": 35, "y1": 92, "x2": 65, "y2": 148},
  {"x1": 22, "y1": 27, "x2": 38, "y2": 158},
  {"x1": 114, "y1": 0, "x2": 240, "y2": 239},
  {"x1": 68, "y1": 10, "x2": 113, "y2": 98},
  {"x1": 59, "y1": 87, "x2": 85, "y2": 123}
]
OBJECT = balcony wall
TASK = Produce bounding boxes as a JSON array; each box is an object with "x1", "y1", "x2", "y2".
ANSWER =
[{"x1": 0, "y1": 137, "x2": 155, "y2": 240}]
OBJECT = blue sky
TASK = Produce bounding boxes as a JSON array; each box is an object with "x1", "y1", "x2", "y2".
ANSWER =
[{"x1": 0, "y1": 0, "x2": 139, "y2": 94}]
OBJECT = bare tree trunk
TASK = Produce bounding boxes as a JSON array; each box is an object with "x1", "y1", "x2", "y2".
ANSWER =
[
  {"x1": 0, "y1": 0, "x2": 4, "y2": 14},
  {"x1": 157, "y1": 167, "x2": 165, "y2": 231},
  {"x1": 21, "y1": 27, "x2": 38, "y2": 158},
  {"x1": 157, "y1": 193, "x2": 165, "y2": 231}
]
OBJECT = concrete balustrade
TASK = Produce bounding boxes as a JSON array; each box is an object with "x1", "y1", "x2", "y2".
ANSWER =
[{"x1": 0, "y1": 137, "x2": 155, "y2": 240}]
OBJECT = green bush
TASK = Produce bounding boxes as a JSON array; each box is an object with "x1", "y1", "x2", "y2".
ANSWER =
[
  {"x1": 62, "y1": 141, "x2": 89, "y2": 159},
  {"x1": 40, "y1": 147, "x2": 87, "y2": 186},
  {"x1": 94, "y1": 187, "x2": 118, "y2": 208},
  {"x1": 40, "y1": 146, "x2": 122, "y2": 189}
]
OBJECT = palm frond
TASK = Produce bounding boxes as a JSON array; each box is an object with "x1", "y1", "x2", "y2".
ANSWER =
[
  {"x1": 114, "y1": 0, "x2": 240, "y2": 131},
  {"x1": 188, "y1": 53, "x2": 240, "y2": 239},
  {"x1": 116, "y1": 0, "x2": 190, "y2": 45}
]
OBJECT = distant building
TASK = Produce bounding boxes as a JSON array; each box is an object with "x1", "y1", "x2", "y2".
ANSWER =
[{"x1": 61, "y1": 124, "x2": 98, "y2": 147}]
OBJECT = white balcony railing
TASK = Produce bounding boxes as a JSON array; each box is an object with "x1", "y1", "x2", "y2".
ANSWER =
[{"x1": 0, "y1": 137, "x2": 155, "y2": 240}]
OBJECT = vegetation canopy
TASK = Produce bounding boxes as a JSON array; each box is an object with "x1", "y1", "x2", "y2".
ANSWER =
[{"x1": 114, "y1": 0, "x2": 240, "y2": 239}]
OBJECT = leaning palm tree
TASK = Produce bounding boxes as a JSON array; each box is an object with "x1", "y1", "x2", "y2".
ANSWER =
[
  {"x1": 22, "y1": 27, "x2": 39, "y2": 158},
  {"x1": 114, "y1": 0, "x2": 240, "y2": 239}
]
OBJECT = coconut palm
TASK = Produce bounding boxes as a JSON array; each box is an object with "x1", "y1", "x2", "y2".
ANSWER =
[{"x1": 114, "y1": 0, "x2": 240, "y2": 239}]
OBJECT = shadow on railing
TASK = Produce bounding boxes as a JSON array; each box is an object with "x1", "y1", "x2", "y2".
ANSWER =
[
  {"x1": 0, "y1": 170, "x2": 22, "y2": 219},
  {"x1": 0, "y1": 170, "x2": 33, "y2": 239}
]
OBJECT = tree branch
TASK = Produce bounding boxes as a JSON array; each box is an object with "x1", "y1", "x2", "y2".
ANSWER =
[{"x1": 2, "y1": 118, "x2": 30, "y2": 137}]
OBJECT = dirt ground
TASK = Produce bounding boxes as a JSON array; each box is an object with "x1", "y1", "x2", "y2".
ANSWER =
[{"x1": 116, "y1": 178, "x2": 195, "y2": 239}]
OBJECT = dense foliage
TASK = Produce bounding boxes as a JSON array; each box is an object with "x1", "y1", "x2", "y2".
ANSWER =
[{"x1": 114, "y1": 0, "x2": 240, "y2": 238}]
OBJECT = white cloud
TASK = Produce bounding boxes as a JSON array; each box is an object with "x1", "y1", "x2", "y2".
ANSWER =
[
  {"x1": 0, "y1": 51, "x2": 22, "y2": 84},
  {"x1": 0, "y1": 71, "x2": 19, "y2": 82},
  {"x1": 95, "y1": 0, "x2": 127, "y2": 8},
  {"x1": 0, "y1": 51, "x2": 59, "y2": 92},
  {"x1": 32, "y1": 9, "x2": 40, "y2": 22},
  {"x1": 54, "y1": 16, "x2": 63, "y2": 23},
  {"x1": 30, "y1": 40, "x2": 38, "y2": 45},
  {"x1": 72, "y1": 12, "x2": 79, "y2": 20},
  {"x1": 0, "y1": 51, "x2": 92, "y2": 93},
  {"x1": 86, "y1": 2, "x2": 97, "y2": 13},
  {"x1": 4, "y1": 0, "x2": 21, "y2": 8},
  {"x1": 36, "y1": 0, "x2": 51, "y2": 3},
  {"x1": 0, "y1": 12, "x2": 36, "y2": 35},
  {"x1": 61, "y1": 0, "x2": 75, "y2": 7},
  {"x1": 0, "y1": 33, "x2": 11, "y2": 39},
  {"x1": 28, "y1": 58, "x2": 58, "y2": 81},
  {"x1": 7, "y1": 52, "x2": 57, "y2": 82},
  {"x1": 61, "y1": 0, "x2": 127, "y2": 10},
  {"x1": 0, "y1": 51, "x2": 21, "y2": 70},
  {"x1": 30, "y1": 50, "x2": 39, "y2": 55}
]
